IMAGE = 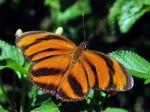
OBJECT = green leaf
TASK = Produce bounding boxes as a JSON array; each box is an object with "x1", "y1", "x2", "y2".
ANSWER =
[
  {"x1": 103, "y1": 107, "x2": 128, "y2": 112},
  {"x1": 28, "y1": 86, "x2": 38, "y2": 107},
  {"x1": 0, "y1": 40, "x2": 28, "y2": 75},
  {"x1": 0, "y1": 88, "x2": 6, "y2": 103},
  {"x1": 100, "y1": 91, "x2": 107, "y2": 97},
  {"x1": 109, "y1": 51, "x2": 150, "y2": 83},
  {"x1": 0, "y1": 40, "x2": 24, "y2": 66},
  {"x1": 0, "y1": 105, "x2": 9, "y2": 112},
  {"x1": 0, "y1": 0, "x2": 6, "y2": 5},
  {"x1": 139, "y1": 0, "x2": 150, "y2": 5},
  {"x1": 80, "y1": 110, "x2": 89, "y2": 112},
  {"x1": 86, "y1": 89, "x2": 94, "y2": 104},
  {"x1": 45, "y1": 0, "x2": 91, "y2": 25},
  {"x1": 109, "y1": 0, "x2": 150, "y2": 33},
  {"x1": 31, "y1": 100, "x2": 60, "y2": 112},
  {"x1": 58, "y1": 0, "x2": 91, "y2": 23},
  {"x1": 44, "y1": 0, "x2": 60, "y2": 10}
]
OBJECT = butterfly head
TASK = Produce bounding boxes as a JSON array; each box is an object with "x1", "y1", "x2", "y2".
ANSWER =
[{"x1": 79, "y1": 41, "x2": 87, "y2": 50}]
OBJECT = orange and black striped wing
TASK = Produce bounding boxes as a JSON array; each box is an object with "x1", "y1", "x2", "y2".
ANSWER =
[
  {"x1": 16, "y1": 31, "x2": 75, "y2": 61},
  {"x1": 80, "y1": 50, "x2": 133, "y2": 91},
  {"x1": 56, "y1": 60, "x2": 89, "y2": 102},
  {"x1": 29, "y1": 54, "x2": 72, "y2": 95}
]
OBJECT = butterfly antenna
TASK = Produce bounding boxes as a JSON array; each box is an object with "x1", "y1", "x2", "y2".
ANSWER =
[{"x1": 82, "y1": 13, "x2": 87, "y2": 48}]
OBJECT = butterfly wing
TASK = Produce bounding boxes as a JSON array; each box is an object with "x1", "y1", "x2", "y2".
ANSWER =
[
  {"x1": 30, "y1": 54, "x2": 72, "y2": 95},
  {"x1": 54, "y1": 48, "x2": 134, "y2": 102},
  {"x1": 80, "y1": 50, "x2": 133, "y2": 91},
  {"x1": 16, "y1": 31, "x2": 75, "y2": 61},
  {"x1": 56, "y1": 59, "x2": 89, "y2": 102},
  {"x1": 16, "y1": 31, "x2": 133, "y2": 102},
  {"x1": 16, "y1": 31, "x2": 76, "y2": 95}
]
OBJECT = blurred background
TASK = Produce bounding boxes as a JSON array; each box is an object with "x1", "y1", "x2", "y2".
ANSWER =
[{"x1": 0, "y1": 0, "x2": 150, "y2": 112}]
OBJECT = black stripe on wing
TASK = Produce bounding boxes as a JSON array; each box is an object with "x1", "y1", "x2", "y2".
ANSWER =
[
  {"x1": 27, "y1": 48, "x2": 68, "y2": 60},
  {"x1": 21, "y1": 35, "x2": 69, "y2": 51},
  {"x1": 118, "y1": 63, "x2": 134, "y2": 90},
  {"x1": 30, "y1": 54, "x2": 71, "y2": 76},
  {"x1": 84, "y1": 57, "x2": 99, "y2": 89},
  {"x1": 56, "y1": 88, "x2": 73, "y2": 102},
  {"x1": 95, "y1": 53, "x2": 116, "y2": 90},
  {"x1": 67, "y1": 74, "x2": 84, "y2": 97},
  {"x1": 33, "y1": 81, "x2": 57, "y2": 95},
  {"x1": 30, "y1": 68, "x2": 65, "y2": 76}
]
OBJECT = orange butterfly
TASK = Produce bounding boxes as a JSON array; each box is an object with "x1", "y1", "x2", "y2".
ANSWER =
[{"x1": 16, "y1": 31, "x2": 134, "y2": 102}]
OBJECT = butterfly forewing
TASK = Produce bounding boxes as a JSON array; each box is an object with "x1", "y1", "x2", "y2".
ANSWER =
[
  {"x1": 16, "y1": 31, "x2": 76, "y2": 96},
  {"x1": 16, "y1": 31, "x2": 75, "y2": 61},
  {"x1": 30, "y1": 54, "x2": 72, "y2": 95}
]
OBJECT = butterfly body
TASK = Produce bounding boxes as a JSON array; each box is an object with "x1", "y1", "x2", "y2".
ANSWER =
[{"x1": 16, "y1": 31, "x2": 133, "y2": 102}]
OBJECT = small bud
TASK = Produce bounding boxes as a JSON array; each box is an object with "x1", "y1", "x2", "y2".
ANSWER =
[
  {"x1": 15, "y1": 29, "x2": 23, "y2": 37},
  {"x1": 55, "y1": 27, "x2": 63, "y2": 35}
]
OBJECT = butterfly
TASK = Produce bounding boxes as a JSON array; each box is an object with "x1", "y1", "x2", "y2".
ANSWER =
[{"x1": 16, "y1": 31, "x2": 134, "y2": 102}]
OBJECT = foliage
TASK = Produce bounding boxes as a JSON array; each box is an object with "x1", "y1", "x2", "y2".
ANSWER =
[
  {"x1": 109, "y1": 51, "x2": 150, "y2": 84},
  {"x1": 44, "y1": 0, "x2": 91, "y2": 26},
  {"x1": 0, "y1": 40, "x2": 28, "y2": 79},
  {"x1": 103, "y1": 107, "x2": 128, "y2": 112},
  {"x1": 31, "y1": 100, "x2": 60, "y2": 112},
  {"x1": 109, "y1": 0, "x2": 150, "y2": 33},
  {"x1": 0, "y1": 105, "x2": 8, "y2": 112},
  {"x1": 0, "y1": 0, "x2": 6, "y2": 5}
]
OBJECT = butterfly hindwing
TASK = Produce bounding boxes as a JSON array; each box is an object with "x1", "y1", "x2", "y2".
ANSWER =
[
  {"x1": 56, "y1": 60, "x2": 89, "y2": 101},
  {"x1": 81, "y1": 50, "x2": 133, "y2": 91},
  {"x1": 16, "y1": 31, "x2": 75, "y2": 61}
]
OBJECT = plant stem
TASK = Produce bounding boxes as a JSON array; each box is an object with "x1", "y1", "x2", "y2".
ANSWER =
[
  {"x1": 20, "y1": 74, "x2": 27, "y2": 112},
  {"x1": 96, "y1": 93, "x2": 110, "y2": 112},
  {"x1": 0, "y1": 76, "x2": 17, "y2": 112},
  {"x1": 88, "y1": 91, "x2": 110, "y2": 112},
  {"x1": 88, "y1": 91, "x2": 99, "y2": 112},
  {"x1": 12, "y1": 74, "x2": 17, "y2": 112}
]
